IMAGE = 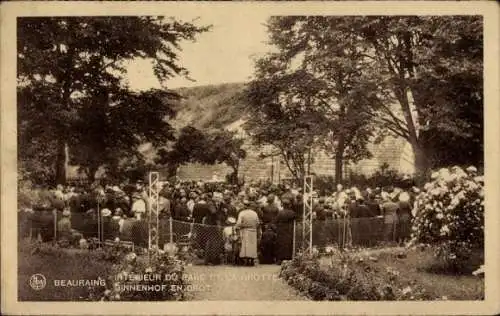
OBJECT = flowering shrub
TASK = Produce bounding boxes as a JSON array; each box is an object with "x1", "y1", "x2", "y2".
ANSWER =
[
  {"x1": 411, "y1": 166, "x2": 484, "y2": 272},
  {"x1": 90, "y1": 250, "x2": 187, "y2": 301}
]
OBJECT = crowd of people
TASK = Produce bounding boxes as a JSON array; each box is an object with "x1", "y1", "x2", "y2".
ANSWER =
[{"x1": 21, "y1": 177, "x2": 420, "y2": 266}]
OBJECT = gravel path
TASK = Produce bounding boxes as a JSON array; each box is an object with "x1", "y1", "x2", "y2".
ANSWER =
[{"x1": 184, "y1": 264, "x2": 307, "y2": 301}]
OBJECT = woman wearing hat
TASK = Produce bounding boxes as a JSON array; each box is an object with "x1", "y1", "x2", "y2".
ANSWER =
[
  {"x1": 273, "y1": 198, "x2": 296, "y2": 264},
  {"x1": 380, "y1": 191, "x2": 400, "y2": 244},
  {"x1": 222, "y1": 217, "x2": 239, "y2": 265},
  {"x1": 235, "y1": 199, "x2": 261, "y2": 266},
  {"x1": 57, "y1": 208, "x2": 72, "y2": 244},
  {"x1": 202, "y1": 202, "x2": 225, "y2": 265}
]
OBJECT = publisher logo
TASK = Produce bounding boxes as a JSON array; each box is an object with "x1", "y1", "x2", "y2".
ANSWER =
[{"x1": 29, "y1": 274, "x2": 46, "y2": 291}]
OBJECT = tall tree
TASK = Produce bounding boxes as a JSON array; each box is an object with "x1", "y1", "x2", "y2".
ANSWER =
[
  {"x1": 250, "y1": 16, "x2": 483, "y2": 181},
  {"x1": 347, "y1": 16, "x2": 483, "y2": 174},
  {"x1": 206, "y1": 130, "x2": 247, "y2": 184},
  {"x1": 156, "y1": 126, "x2": 246, "y2": 183},
  {"x1": 246, "y1": 17, "x2": 376, "y2": 184},
  {"x1": 18, "y1": 17, "x2": 210, "y2": 185}
]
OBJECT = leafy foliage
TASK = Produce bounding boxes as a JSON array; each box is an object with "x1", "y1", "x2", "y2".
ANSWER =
[
  {"x1": 246, "y1": 17, "x2": 377, "y2": 183},
  {"x1": 247, "y1": 16, "x2": 483, "y2": 181},
  {"x1": 91, "y1": 251, "x2": 187, "y2": 301},
  {"x1": 18, "y1": 16, "x2": 210, "y2": 185},
  {"x1": 411, "y1": 166, "x2": 484, "y2": 272},
  {"x1": 156, "y1": 126, "x2": 246, "y2": 182}
]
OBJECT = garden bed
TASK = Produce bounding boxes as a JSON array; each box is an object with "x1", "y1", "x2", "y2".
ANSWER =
[
  {"x1": 18, "y1": 241, "x2": 188, "y2": 301},
  {"x1": 18, "y1": 241, "x2": 114, "y2": 301},
  {"x1": 280, "y1": 247, "x2": 484, "y2": 301}
]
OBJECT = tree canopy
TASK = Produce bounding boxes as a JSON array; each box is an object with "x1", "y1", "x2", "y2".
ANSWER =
[
  {"x1": 246, "y1": 16, "x2": 483, "y2": 183},
  {"x1": 18, "y1": 16, "x2": 210, "y2": 185},
  {"x1": 155, "y1": 126, "x2": 246, "y2": 183}
]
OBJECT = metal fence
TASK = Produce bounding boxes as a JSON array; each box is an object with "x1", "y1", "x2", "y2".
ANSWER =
[
  {"x1": 19, "y1": 210, "x2": 412, "y2": 262},
  {"x1": 293, "y1": 217, "x2": 411, "y2": 253}
]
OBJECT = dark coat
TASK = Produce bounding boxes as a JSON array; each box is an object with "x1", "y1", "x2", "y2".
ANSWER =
[
  {"x1": 192, "y1": 202, "x2": 210, "y2": 223},
  {"x1": 262, "y1": 204, "x2": 279, "y2": 224},
  {"x1": 274, "y1": 208, "x2": 296, "y2": 261}
]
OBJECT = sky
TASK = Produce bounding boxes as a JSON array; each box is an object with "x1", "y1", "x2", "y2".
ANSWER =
[{"x1": 125, "y1": 14, "x2": 272, "y2": 91}]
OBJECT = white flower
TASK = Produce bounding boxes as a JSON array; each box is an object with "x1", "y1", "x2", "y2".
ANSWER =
[
  {"x1": 466, "y1": 166, "x2": 477, "y2": 173},
  {"x1": 472, "y1": 265, "x2": 484, "y2": 276},
  {"x1": 474, "y1": 175, "x2": 484, "y2": 183},
  {"x1": 451, "y1": 166, "x2": 466, "y2": 177},
  {"x1": 431, "y1": 188, "x2": 441, "y2": 196},
  {"x1": 145, "y1": 267, "x2": 153, "y2": 273},
  {"x1": 431, "y1": 172, "x2": 439, "y2": 180},
  {"x1": 124, "y1": 252, "x2": 137, "y2": 263},
  {"x1": 402, "y1": 286, "x2": 412, "y2": 295},
  {"x1": 439, "y1": 168, "x2": 451, "y2": 180},
  {"x1": 440, "y1": 225, "x2": 450, "y2": 236},
  {"x1": 114, "y1": 237, "x2": 120, "y2": 242},
  {"x1": 104, "y1": 289, "x2": 111, "y2": 296},
  {"x1": 312, "y1": 246, "x2": 320, "y2": 256},
  {"x1": 436, "y1": 213, "x2": 444, "y2": 220},
  {"x1": 325, "y1": 246, "x2": 335, "y2": 254}
]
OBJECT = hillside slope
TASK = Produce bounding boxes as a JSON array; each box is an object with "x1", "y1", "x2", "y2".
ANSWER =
[
  {"x1": 172, "y1": 82, "x2": 249, "y2": 131},
  {"x1": 165, "y1": 82, "x2": 415, "y2": 182},
  {"x1": 67, "y1": 82, "x2": 414, "y2": 182}
]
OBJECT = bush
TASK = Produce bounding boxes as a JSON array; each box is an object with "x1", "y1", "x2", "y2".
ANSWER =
[
  {"x1": 280, "y1": 250, "x2": 432, "y2": 301},
  {"x1": 91, "y1": 250, "x2": 187, "y2": 301},
  {"x1": 411, "y1": 166, "x2": 484, "y2": 273},
  {"x1": 346, "y1": 163, "x2": 413, "y2": 189}
]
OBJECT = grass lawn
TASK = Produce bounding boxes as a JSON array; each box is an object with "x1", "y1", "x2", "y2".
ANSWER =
[
  {"x1": 18, "y1": 241, "x2": 114, "y2": 301},
  {"x1": 318, "y1": 247, "x2": 484, "y2": 300}
]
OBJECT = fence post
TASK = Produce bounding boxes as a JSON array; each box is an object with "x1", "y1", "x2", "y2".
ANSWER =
[
  {"x1": 97, "y1": 201, "x2": 101, "y2": 248},
  {"x1": 292, "y1": 220, "x2": 296, "y2": 258},
  {"x1": 169, "y1": 216, "x2": 173, "y2": 244},
  {"x1": 53, "y1": 209, "x2": 57, "y2": 244}
]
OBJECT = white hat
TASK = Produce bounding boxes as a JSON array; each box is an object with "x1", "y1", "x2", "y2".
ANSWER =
[
  {"x1": 213, "y1": 192, "x2": 223, "y2": 199},
  {"x1": 101, "y1": 208, "x2": 112, "y2": 217},
  {"x1": 399, "y1": 192, "x2": 410, "y2": 202}
]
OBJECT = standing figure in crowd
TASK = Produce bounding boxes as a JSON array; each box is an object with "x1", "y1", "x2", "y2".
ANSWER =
[
  {"x1": 274, "y1": 198, "x2": 296, "y2": 264},
  {"x1": 222, "y1": 217, "x2": 239, "y2": 265},
  {"x1": 131, "y1": 192, "x2": 146, "y2": 220},
  {"x1": 173, "y1": 197, "x2": 190, "y2": 221},
  {"x1": 380, "y1": 191, "x2": 399, "y2": 243},
  {"x1": 397, "y1": 190, "x2": 413, "y2": 244},
  {"x1": 259, "y1": 224, "x2": 277, "y2": 264},
  {"x1": 57, "y1": 208, "x2": 72, "y2": 243},
  {"x1": 235, "y1": 199, "x2": 261, "y2": 266},
  {"x1": 211, "y1": 192, "x2": 227, "y2": 223},
  {"x1": 261, "y1": 194, "x2": 279, "y2": 231},
  {"x1": 202, "y1": 202, "x2": 224, "y2": 265}
]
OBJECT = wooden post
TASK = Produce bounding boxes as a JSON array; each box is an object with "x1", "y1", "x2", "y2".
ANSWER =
[
  {"x1": 169, "y1": 216, "x2": 173, "y2": 244},
  {"x1": 292, "y1": 220, "x2": 296, "y2": 258},
  {"x1": 53, "y1": 209, "x2": 57, "y2": 244},
  {"x1": 97, "y1": 201, "x2": 101, "y2": 248}
]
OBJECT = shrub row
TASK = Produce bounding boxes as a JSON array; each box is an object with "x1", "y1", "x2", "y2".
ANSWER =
[{"x1": 280, "y1": 251, "x2": 432, "y2": 301}]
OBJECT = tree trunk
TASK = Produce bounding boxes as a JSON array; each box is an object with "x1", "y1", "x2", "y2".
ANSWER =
[
  {"x1": 231, "y1": 162, "x2": 239, "y2": 185},
  {"x1": 334, "y1": 135, "x2": 345, "y2": 185},
  {"x1": 411, "y1": 141, "x2": 429, "y2": 184},
  {"x1": 85, "y1": 166, "x2": 98, "y2": 184},
  {"x1": 396, "y1": 87, "x2": 429, "y2": 177},
  {"x1": 55, "y1": 140, "x2": 67, "y2": 185}
]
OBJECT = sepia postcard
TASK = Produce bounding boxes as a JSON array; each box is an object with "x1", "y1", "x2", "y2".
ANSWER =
[{"x1": 1, "y1": 1, "x2": 499, "y2": 315}]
